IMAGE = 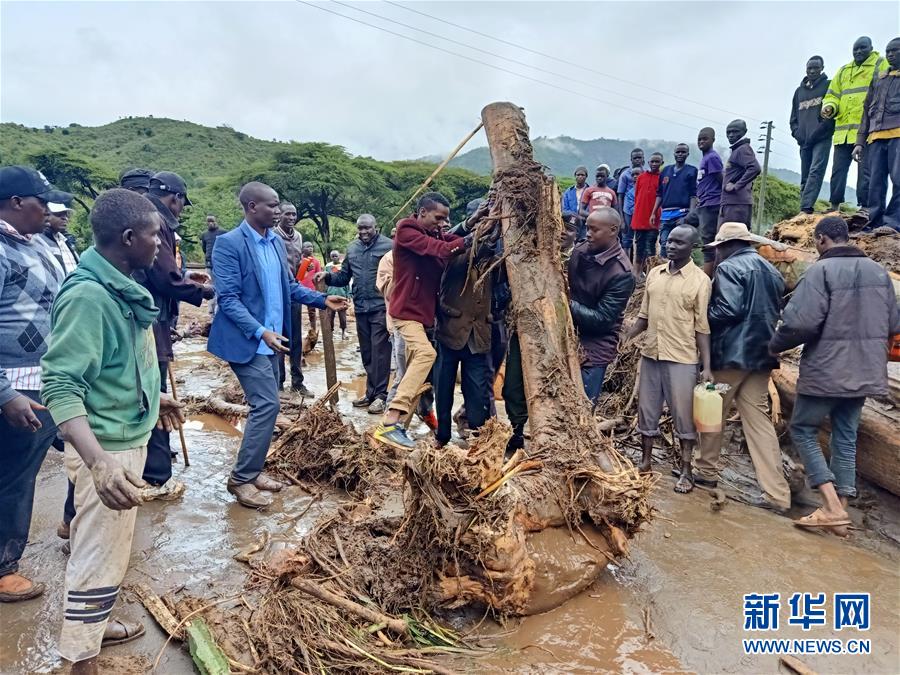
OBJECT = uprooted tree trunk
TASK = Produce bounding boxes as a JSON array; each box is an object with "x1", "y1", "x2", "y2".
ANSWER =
[{"x1": 398, "y1": 102, "x2": 654, "y2": 615}]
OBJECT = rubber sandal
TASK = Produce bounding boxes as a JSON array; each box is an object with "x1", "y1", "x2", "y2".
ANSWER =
[
  {"x1": 0, "y1": 579, "x2": 46, "y2": 603},
  {"x1": 793, "y1": 508, "x2": 850, "y2": 531},
  {"x1": 101, "y1": 619, "x2": 145, "y2": 647}
]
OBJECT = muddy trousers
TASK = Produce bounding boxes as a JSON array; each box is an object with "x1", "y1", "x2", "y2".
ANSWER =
[
  {"x1": 230, "y1": 354, "x2": 280, "y2": 485},
  {"x1": 59, "y1": 444, "x2": 145, "y2": 663},
  {"x1": 789, "y1": 394, "x2": 865, "y2": 498},
  {"x1": 0, "y1": 390, "x2": 56, "y2": 577},
  {"x1": 326, "y1": 308, "x2": 348, "y2": 332},
  {"x1": 386, "y1": 329, "x2": 433, "y2": 415},
  {"x1": 388, "y1": 319, "x2": 436, "y2": 416},
  {"x1": 142, "y1": 361, "x2": 172, "y2": 486},
  {"x1": 695, "y1": 369, "x2": 791, "y2": 509}
]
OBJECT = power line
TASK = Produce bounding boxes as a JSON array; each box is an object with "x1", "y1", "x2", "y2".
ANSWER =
[
  {"x1": 384, "y1": 0, "x2": 802, "y2": 152},
  {"x1": 295, "y1": 1, "x2": 734, "y2": 135},
  {"x1": 330, "y1": 0, "x2": 738, "y2": 132}
]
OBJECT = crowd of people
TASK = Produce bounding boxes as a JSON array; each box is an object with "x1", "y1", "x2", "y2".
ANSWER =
[{"x1": 0, "y1": 34, "x2": 898, "y2": 674}]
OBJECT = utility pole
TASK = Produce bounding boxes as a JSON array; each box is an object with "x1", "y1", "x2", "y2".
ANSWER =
[{"x1": 755, "y1": 120, "x2": 773, "y2": 233}]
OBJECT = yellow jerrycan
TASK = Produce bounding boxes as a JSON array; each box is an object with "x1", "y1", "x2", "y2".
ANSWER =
[{"x1": 693, "y1": 383, "x2": 723, "y2": 433}]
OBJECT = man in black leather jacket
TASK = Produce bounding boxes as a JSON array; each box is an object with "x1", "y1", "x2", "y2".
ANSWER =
[
  {"x1": 568, "y1": 208, "x2": 635, "y2": 404},
  {"x1": 696, "y1": 222, "x2": 791, "y2": 512}
]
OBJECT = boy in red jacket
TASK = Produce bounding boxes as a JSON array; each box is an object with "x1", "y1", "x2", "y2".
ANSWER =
[
  {"x1": 630, "y1": 152, "x2": 664, "y2": 277},
  {"x1": 374, "y1": 192, "x2": 480, "y2": 449}
]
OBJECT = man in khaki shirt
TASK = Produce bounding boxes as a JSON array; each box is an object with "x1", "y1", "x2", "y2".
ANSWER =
[{"x1": 626, "y1": 225, "x2": 712, "y2": 493}]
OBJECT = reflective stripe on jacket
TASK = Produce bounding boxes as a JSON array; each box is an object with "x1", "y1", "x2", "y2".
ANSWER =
[{"x1": 823, "y1": 52, "x2": 888, "y2": 145}]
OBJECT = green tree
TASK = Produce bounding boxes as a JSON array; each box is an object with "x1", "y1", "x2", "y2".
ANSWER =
[
  {"x1": 26, "y1": 150, "x2": 116, "y2": 209},
  {"x1": 237, "y1": 143, "x2": 390, "y2": 255}
]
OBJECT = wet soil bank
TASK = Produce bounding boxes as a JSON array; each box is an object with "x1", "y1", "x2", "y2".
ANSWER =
[{"x1": 2, "y1": 309, "x2": 898, "y2": 674}]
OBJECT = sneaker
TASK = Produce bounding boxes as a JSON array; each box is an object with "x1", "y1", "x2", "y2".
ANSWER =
[
  {"x1": 419, "y1": 410, "x2": 438, "y2": 431},
  {"x1": 352, "y1": 396, "x2": 371, "y2": 408},
  {"x1": 142, "y1": 478, "x2": 186, "y2": 502},
  {"x1": 292, "y1": 384, "x2": 315, "y2": 398},
  {"x1": 367, "y1": 398, "x2": 386, "y2": 414},
  {"x1": 373, "y1": 423, "x2": 416, "y2": 450}
]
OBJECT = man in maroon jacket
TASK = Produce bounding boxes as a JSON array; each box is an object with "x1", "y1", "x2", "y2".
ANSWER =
[{"x1": 373, "y1": 192, "x2": 482, "y2": 449}]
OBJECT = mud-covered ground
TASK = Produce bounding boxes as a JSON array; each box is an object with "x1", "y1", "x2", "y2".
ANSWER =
[{"x1": 2, "y1": 305, "x2": 898, "y2": 675}]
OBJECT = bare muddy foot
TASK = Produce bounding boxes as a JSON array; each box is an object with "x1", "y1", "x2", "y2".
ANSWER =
[{"x1": 674, "y1": 473, "x2": 694, "y2": 494}]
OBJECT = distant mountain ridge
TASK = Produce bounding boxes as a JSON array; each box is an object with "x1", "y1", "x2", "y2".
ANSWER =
[{"x1": 430, "y1": 135, "x2": 852, "y2": 202}]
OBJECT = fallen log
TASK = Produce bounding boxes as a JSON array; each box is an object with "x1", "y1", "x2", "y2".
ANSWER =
[{"x1": 772, "y1": 363, "x2": 900, "y2": 497}]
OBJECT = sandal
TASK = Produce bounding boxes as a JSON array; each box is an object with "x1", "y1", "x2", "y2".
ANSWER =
[
  {"x1": 101, "y1": 619, "x2": 145, "y2": 648},
  {"x1": 793, "y1": 508, "x2": 850, "y2": 533}
]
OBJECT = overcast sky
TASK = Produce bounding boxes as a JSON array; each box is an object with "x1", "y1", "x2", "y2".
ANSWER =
[{"x1": 2, "y1": 1, "x2": 899, "y2": 175}]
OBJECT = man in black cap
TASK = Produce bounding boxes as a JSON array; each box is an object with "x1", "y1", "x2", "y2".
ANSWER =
[
  {"x1": 0, "y1": 166, "x2": 72, "y2": 602},
  {"x1": 133, "y1": 171, "x2": 213, "y2": 499},
  {"x1": 118, "y1": 168, "x2": 153, "y2": 195}
]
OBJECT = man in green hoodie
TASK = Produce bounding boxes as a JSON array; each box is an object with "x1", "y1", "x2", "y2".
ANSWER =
[{"x1": 41, "y1": 188, "x2": 185, "y2": 674}]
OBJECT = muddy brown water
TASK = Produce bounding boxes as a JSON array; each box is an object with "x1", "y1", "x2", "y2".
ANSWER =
[{"x1": 2, "y1": 309, "x2": 898, "y2": 674}]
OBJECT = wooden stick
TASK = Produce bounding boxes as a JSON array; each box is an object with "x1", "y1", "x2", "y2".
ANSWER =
[
  {"x1": 780, "y1": 655, "x2": 819, "y2": 675},
  {"x1": 316, "y1": 282, "x2": 339, "y2": 405},
  {"x1": 290, "y1": 577, "x2": 410, "y2": 637},
  {"x1": 167, "y1": 362, "x2": 190, "y2": 467},
  {"x1": 133, "y1": 583, "x2": 183, "y2": 639},
  {"x1": 390, "y1": 122, "x2": 484, "y2": 223}
]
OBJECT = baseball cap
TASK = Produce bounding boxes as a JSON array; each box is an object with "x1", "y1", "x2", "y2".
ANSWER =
[
  {"x1": 150, "y1": 171, "x2": 192, "y2": 205},
  {"x1": 703, "y1": 221, "x2": 757, "y2": 249},
  {"x1": 119, "y1": 168, "x2": 153, "y2": 191},
  {"x1": 48, "y1": 202, "x2": 72, "y2": 214},
  {"x1": 0, "y1": 165, "x2": 74, "y2": 203}
]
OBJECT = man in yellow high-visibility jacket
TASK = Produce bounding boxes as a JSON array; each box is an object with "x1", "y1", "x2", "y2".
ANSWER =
[{"x1": 822, "y1": 36, "x2": 888, "y2": 211}]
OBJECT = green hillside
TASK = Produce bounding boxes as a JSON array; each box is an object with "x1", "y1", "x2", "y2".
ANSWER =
[{"x1": 0, "y1": 118, "x2": 490, "y2": 260}]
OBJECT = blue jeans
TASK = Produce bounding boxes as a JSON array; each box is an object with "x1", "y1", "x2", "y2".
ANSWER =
[
  {"x1": 0, "y1": 390, "x2": 57, "y2": 576},
  {"x1": 229, "y1": 354, "x2": 280, "y2": 485},
  {"x1": 581, "y1": 364, "x2": 608, "y2": 405},
  {"x1": 620, "y1": 212, "x2": 634, "y2": 252},
  {"x1": 789, "y1": 394, "x2": 865, "y2": 497},
  {"x1": 434, "y1": 342, "x2": 490, "y2": 445},
  {"x1": 799, "y1": 138, "x2": 831, "y2": 212}
]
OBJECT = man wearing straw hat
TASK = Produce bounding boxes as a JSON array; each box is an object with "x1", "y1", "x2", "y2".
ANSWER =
[{"x1": 695, "y1": 222, "x2": 791, "y2": 513}]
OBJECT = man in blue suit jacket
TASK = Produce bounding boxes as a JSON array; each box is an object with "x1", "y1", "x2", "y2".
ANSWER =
[{"x1": 208, "y1": 181, "x2": 348, "y2": 508}]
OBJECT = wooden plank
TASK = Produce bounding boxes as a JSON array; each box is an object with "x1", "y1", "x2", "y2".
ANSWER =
[{"x1": 133, "y1": 583, "x2": 183, "y2": 640}]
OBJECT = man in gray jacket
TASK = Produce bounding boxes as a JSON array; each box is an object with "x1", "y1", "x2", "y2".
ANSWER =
[
  {"x1": 770, "y1": 216, "x2": 899, "y2": 534},
  {"x1": 316, "y1": 214, "x2": 393, "y2": 413}
]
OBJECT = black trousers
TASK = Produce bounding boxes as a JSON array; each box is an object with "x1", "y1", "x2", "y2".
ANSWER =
[
  {"x1": 357, "y1": 309, "x2": 391, "y2": 401},
  {"x1": 830, "y1": 142, "x2": 870, "y2": 207},
  {"x1": 142, "y1": 361, "x2": 172, "y2": 486},
  {"x1": 866, "y1": 137, "x2": 900, "y2": 231},
  {"x1": 434, "y1": 342, "x2": 490, "y2": 445},
  {"x1": 278, "y1": 303, "x2": 304, "y2": 389}
]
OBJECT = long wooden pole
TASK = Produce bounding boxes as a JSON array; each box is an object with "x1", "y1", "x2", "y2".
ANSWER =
[
  {"x1": 167, "y1": 362, "x2": 190, "y2": 467},
  {"x1": 316, "y1": 282, "x2": 339, "y2": 404},
  {"x1": 390, "y1": 121, "x2": 484, "y2": 223}
]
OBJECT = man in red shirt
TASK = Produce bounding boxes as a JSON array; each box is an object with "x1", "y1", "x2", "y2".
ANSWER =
[
  {"x1": 296, "y1": 241, "x2": 322, "y2": 353},
  {"x1": 374, "y1": 192, "x2": 486, "y2": 450},
  {"x1": 630, "y1": 152, "x2": 664, "y2": 277},
  {"x1": 579, "y1": 164, "x2": 618, "y2": 222}
]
